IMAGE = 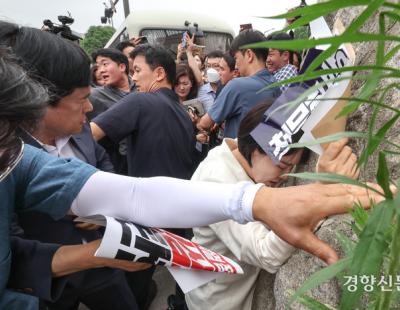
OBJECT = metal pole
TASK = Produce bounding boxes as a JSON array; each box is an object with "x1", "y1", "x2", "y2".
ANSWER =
[{"x1": 122, "y1": 0, "x2": 130, "y2": 18}]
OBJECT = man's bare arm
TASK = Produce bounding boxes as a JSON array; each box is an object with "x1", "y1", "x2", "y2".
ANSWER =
[
  {"x1": 51, "y1": 239, "x2": 150, "y2": 277},
  {"x1": 197, "y1": 113, "x2": 215, "y2": 132},
  {"x1": 185, "y1": 34, "x2": 204, "y2": 86}
]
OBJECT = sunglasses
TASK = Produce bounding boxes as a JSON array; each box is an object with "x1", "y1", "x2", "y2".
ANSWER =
[{"x1": 0, "y1": 138, "x2": 24, "y2": 182}]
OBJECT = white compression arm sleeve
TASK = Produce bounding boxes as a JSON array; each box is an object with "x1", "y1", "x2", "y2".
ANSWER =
[{"x1": 71, "y1": 171, "x2": 263, "y2": 228}]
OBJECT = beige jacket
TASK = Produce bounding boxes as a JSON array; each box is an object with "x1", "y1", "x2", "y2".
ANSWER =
[{"x1": 185, "y1": 139, "x2": 295, "y2": 310}]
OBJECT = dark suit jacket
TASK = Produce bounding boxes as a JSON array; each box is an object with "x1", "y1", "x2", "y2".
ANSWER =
[
  {"x1": 7, "y1": 125, "x2": 138, "y2": 308},
  {"x1": 15, "y1": 125, "x2": 113, "y2": 245},
  {"x1": 17, "y1": 124, "x2": 114, "y2": 173}
]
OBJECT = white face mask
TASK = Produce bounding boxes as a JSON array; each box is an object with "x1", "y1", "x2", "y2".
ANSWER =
[{"x1": 206, "y1": 68, "x2": 220, "y2": 83}]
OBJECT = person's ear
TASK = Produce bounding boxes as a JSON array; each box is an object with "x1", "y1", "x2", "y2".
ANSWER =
[
  {"x1": 154, "y1": 66, "x2": 166, "y2": 82},
  {"x1": 245, "y1": 49, "x2": 254, "y2": 63},
  {"x1": 282, "y1": 51, "x2": 290, "y2": 64},
  {"x1": 118, "y1": 63, "x2": 127, "y2": 73}
]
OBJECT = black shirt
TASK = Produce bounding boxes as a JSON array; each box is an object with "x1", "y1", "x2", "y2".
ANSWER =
[
  {"x1": 93, "y1": 88, "x2": 196, "y2": 179},
  {"x1": 88, "y1": 84, "x2": 136, "y2": 175}
]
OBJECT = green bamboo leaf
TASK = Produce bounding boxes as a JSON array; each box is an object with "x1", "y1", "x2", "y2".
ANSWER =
[
  {"x1": 336, "y1": 231, "x2": 356, "y2": 256},
  {"x1": 394, "y1": 179, "x2": 400, "y2": 218},
  {"x1": 378, "y1": 82, "x2": 400, "y2": 100},
  {"x1": 349, "y1": 9, "x2": 387, "y2": 124},
  {"x1": 305, "y1": 0, "x2": 386, "y2": 73},
  {"x1": 382, "y1": 149, "x2": 400, "y2": 156},
  {"x1": 337, "y1": 101, "x2": 362, "y2": 118},
  {"x1": 244, "y1": 33, "x2": 400, "y2": 51},
  {"x1": 264, "y1": 65, "x2": 399, "y2": 93},
  {"x1": 384, "y1": 44, "x2": 400, "y2": 63},
  {"x1": 348, "y1": 203, "x2": 370, "y2": 236},
  {"x1": 358, "y1": 105, "x2": 380, "y2": 166},
  {"x1": 383, "y1": 2, "x2": 400, "y2": 10},
  {"x1": 289, "y1": 257, "x2": 352, "y2": 306},
  {"x1": 289, "y1": 131, "x2": 368, "y2": 148},
  {"x1": 339, "y1": 200, "x2": 395, "y2": 310},
  {"x1": 265, "y1": 0, "x2": 369, "y2": 19},
  {"x1": 285, "y1": 172, "x2": 384, "y2": 196},
  {"x1": 376, "y1": 152, "x2": 393, "y2": 199},
  {"x1": 264, "y1": 71, "x2": 384, "y2": 92},
  {"x1": 297, "y1": 294, "x2": 337, "y2": 310},
  {"x1": 376, "y1": 214, "x2": 400, "y2": 309},
  {"x1": 358, "y1": 114, "x2": 400, "y2": 166},
  {"x1": 279, "y1": 13, "x2": 321, "y2": 33},
  {"x1": 260, "y1": 77, "x2": 365, "y2": 125},
  {"x1": 317, "y1": 97, "x2": 400, "y2": 114},
  {"x1": 381, "y1": 11, "x2": 400, "y2": 23},
  {"x1": 289, "y1": 130, "x2": 400, "y2": 153}
]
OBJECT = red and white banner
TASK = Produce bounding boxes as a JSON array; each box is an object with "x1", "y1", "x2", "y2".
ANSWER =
[{"x1": 76, "y1": 215, "x2": 243, "y2": 292}]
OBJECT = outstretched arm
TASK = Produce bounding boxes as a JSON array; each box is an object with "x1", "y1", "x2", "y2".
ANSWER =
[
  {"x1": 70, "y1": 171, "x2": 384, "y2": 265},
  {"x1": 185, "y1": 34, "x2": 204, "y2": 86}
]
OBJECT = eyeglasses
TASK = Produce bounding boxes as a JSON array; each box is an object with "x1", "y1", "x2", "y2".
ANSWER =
[{"x1": 0, "y1": 139, "x2": 24, "y2": 182}]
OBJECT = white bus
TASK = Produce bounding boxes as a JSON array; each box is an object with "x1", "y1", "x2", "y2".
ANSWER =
[{"x1": 106, "y1": 10, "x2": 235, "y2": 54}]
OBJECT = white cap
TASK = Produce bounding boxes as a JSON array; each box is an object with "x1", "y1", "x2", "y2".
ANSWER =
[{"x1": 206, "y1": 68, "x2": 220, "y2": 83}]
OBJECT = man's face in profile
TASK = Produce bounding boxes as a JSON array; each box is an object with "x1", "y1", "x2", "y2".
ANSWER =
[
  {"x1": 131, "y1": 55, "x2": 158, "y2": 92},
  {"x1": 44, "y1": 87, "x2": 93, "y2": 136}
]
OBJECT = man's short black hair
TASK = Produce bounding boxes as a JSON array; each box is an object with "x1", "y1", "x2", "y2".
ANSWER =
[
  {"x1": 230, "y1": 29, "x2": 268, "y2": 62},
  {"x1": 222, "y1": 52, "x2": 235, "y2": 71},
  {"x1": 0, "y1": 21, "x2": 91, "y2": 106},
  {"x1": 130, "y1": 44, "x2": 176, "y2": 85},
  {"x1": 206, "y1": 50, "x2": 224, "y2": 59},
  {"x1": 266, "y1": 32, "x2": 294, "y2": 62},
  {"x1": 238, "y1": 101, "x2": 306, "y2": 166},
  {"x1": 115, "y1": 40, "x2": 135, "y2": 52},
  {"x1": 266, "y1": 32, "x2": 292, "y2": 42},
  {"x1": 92, "y1": 48, "x2": 129, "y2": 76}
]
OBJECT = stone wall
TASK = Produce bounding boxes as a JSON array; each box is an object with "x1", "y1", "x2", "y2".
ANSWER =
[{"x1": 252, "y1": 5, "x2": 400, "y2": 310}]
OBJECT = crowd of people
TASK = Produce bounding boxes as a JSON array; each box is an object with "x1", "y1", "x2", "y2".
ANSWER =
[{"x1": 0, "y1": 16, "x2": 384, "y2": 310}]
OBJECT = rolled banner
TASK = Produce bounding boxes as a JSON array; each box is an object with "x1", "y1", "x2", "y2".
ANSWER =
[{"x1": 75, "y1": 215, "x2": 243, "y2": 274}]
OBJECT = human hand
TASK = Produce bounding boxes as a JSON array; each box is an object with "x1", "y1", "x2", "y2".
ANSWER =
[
  {"x1": 176, "y1": 43, "x2": 186, "y2": 62},
  {"x1": 185, "y1": 33, "x2": 195, "y2": 52},
  {"x1": 97, "y1": 256, "x2": 152, "y2": 272},
  {"x1": 252, "y1": 182, "x2": 386, "y2": 265},
  {"x1": 317, "y1": 138, "x2": 360, "y2": 180},
  {"x1": 187, "y1": 108, "x2": 200, "y2": 124},
  {"x1": 51, "y1": 239, "x2": 151, "y2": 277},
  {"x1": 89, "y1": 240, "x2": 152, "y2": 272},
  {"x1": 196, "y1": 132, "x2": 209, "y2": 144},
  {"x1": 210, "y1": 124, "x2": 220, "y2": 133},
  {"x1": 129, "y1": 36, "x2": 143, "y2": 47}
]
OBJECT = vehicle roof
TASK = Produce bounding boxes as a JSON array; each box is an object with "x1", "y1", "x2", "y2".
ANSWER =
[{"x1": 113, "y1": 9, "x2": 235, "y2": 37}]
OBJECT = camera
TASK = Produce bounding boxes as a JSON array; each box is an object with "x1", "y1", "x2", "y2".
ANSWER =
[
  {"x1": 182, "y1": 99, "x2": 205, "y2": 117},
  {"x1": 183, "y1": 21, "x2": 205, "y2": 46},
  {"x1": 58, "y1": 15, "x2": 74, "y2": 25},
  {"x1": 42, "y1": 14, "x2": 81, "y2": 42}
]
